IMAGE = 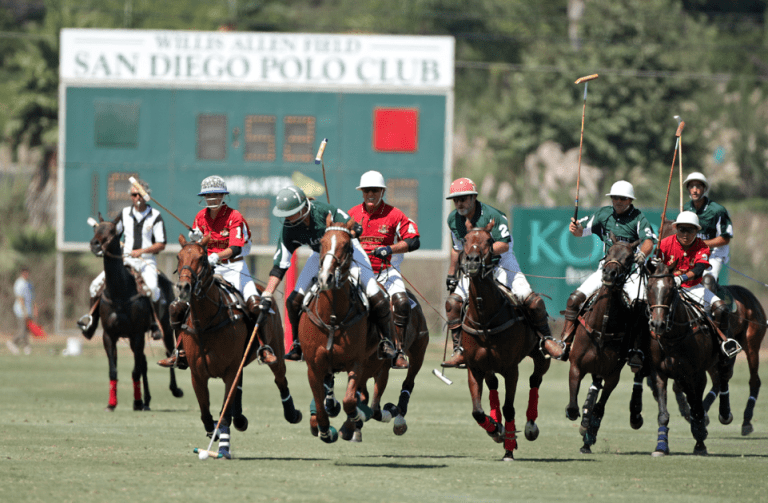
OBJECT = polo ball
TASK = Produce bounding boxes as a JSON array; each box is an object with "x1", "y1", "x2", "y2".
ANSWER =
[{"x1": 198, "y1": 450, "x2": 209, "y2": 460}]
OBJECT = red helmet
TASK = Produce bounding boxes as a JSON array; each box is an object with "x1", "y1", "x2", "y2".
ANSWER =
[{"x1": 446, "y1": 177, "x2": 478, "y2": 199}]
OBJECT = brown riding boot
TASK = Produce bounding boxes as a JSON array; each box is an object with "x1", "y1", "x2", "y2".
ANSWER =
[
  {"x1": 246, "y1": 295, "x2": 277, "y2": 365},
  {"x1": 558, "y1": 291, "x2": 587, "y2": 361},
  {"x1": 524, "y1": 292, "x2": 565, "y2": 360},
  {"x1": 390, "y1": 292, "x2": 411, "y2": 369},
  {"x1": 285, "y1": 291, "x2": 304, "y2": 361},
  {"x1": 157, "y1": 300, "x2": 190, "y2": 369},
  {"x1": 712, "y1": 300, "x2": 741, "y2": 358},
  {"x1": 369, "y1": 290, "x2": 405, "y2": 367},
  {"x1": 441, "y1": 293, "x2": 466, "y2": 368},
  {"x1": 77, "y1": 295, "x2": 101, "y2": 340}
]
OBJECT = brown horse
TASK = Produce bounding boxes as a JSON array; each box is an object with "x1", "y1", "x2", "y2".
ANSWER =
[
  {"x1": 175, "y1": 234, "x2": 301, "y2": 458},
  {"x1": 459, "y1": 220, "x2": 550, "y2": 461},
  {"x1": 299, "y1": 215, "x2": 380, "y2": 443},
  {"x1": 357, "y1": 290, "x2": 430, "y2": 438},
  {"x1": 646, "y1": 261, "x2": 733, "y2": 456},
  {"x1": 87, "y1": 215, "x2": 183, "y2": 411},
  {"x1": 564, "y1": 237, "x2": 639, "y2": 454}
]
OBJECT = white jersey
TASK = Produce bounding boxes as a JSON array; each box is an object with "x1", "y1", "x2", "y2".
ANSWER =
[{"x1": 116, "y1": 205, "x2": 166, "y2": 263}]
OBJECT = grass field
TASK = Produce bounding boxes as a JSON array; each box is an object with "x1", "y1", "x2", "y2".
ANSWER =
[{"x1": 1, "y1": 335, "x2": 766, "y2": 503}]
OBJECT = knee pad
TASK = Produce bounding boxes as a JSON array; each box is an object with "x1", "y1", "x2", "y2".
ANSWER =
[
  {"x1": 702, "y1": 275, "x2": 718, "y2": 293},
  {"x1": 391, "y1": 292, "x2": 411, "y2": 327},
  {"x1": 565, "y1": 291, "x2": 587, "y2": 320},
  {"x1": 445, "y1": 294, "x2": 463, "y2": 329},
  {"x1": 287, "y1": 291, "x2": 304, "y2": 318}
]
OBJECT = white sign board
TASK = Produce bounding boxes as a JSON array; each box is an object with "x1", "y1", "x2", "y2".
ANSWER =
[{"x1": 60, "y1": 29, "x2": 454, "y2": 90}]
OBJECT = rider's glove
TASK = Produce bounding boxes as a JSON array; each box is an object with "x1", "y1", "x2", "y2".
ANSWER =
[
  {"x1": 352, "y1": 222, "x2": 363, "y2": 238},
  {"x1": 208, "y1": 253, "x2": 221, "y2": 266},
  {"x1": 373, "y1": 246, "x2": 392, "y2": 259},
  {"x1": 188, "y1": 229, "x2": 204, "y2": 242},
  {"x1": 674, "y1": 275, "x2": 685, "y2": 287},
  {"x1": 446, "y1": 274, "x2": 459, "y2": 294},
  {"x1": 259, "y1": 293, "x2": 273, "y2": 313},
  {"x1": 634, "y1": 250, "x2": 646, "y2": 265}
]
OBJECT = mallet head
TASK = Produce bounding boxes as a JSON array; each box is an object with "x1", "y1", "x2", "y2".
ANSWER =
[
  {"x1": 314, "y1": 138, "x2": 328, "y2": 165},
  {"x1": 575, "y1": 74, "x2": 599, "y2": 84}
]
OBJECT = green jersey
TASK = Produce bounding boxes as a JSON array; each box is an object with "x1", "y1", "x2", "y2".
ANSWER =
[
  {"x1": 683, "y1": 196, "x2": 732, "y2": 260},
  {"x1": 448, "y1": 201, "x2": 511, "y2": 246},
  {"x1": 582, "y1": 205, "x2": 656, "y2": 254},
  {"x1": 271, "y1": 201, "x2": 350, "y2": 274}
]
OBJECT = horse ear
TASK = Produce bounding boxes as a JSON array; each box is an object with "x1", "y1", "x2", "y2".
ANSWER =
[
  {"x1": 325, "y1": 212, "x2": 333, "y2": 227},
  {"x1": 179, "y1": 234, "x2": 187, "y2": 246},
  {"x1": 97, "y1": 212, "x2": 105, "y2": 223},
  {"x1": 485, "y1": 219, "x2": 495, "y2": 233},
  {"x1": 630, "y1": 239, "x2": 641, "y2": 249},
  {"x1": 465, "y1": 218, "x2": 474, "y2": 231},
  {"x1": 609, "y1": 231, "x2": 617, "y2": 244},
  {"x1": 660, "y1": 218, "x2": 675, "y2": 240},
  {"x1": 201, "y1": 235, "x2": 211, "y2": 247}
]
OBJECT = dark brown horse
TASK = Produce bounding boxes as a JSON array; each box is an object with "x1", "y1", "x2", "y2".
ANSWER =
[
  {"x1": 300, "y1": 215, "x2": 380, "y2": 443},
  {"x1": 646, "y1": 261, "x2": 733, "y2": 456},
  {"x1": 565, "y1": 237, "x2": 639, "y2": 453},
  {"x1": 175, "y1": 234, "x2": 301, "y2": 458},
  {"x1": 357, "y1": 290, "x2": 430, "y2": 438},
  {"x1": 87, "y1": 215, "x2": 182, "y2": 411},
  {"x1": 459, "y1": 220, "x2": 550, "y2": 461}
]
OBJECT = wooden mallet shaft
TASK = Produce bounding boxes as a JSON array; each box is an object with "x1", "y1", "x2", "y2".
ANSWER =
[
  {"x1": 573, "y1": 73, "x2": 599, "y2": 221},
  {"x1": 315, "y1": 139, "x2": 331, "y2": 203}
]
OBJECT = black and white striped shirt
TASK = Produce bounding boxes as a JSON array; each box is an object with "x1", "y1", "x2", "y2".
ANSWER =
[{"x1": 116, "y1": 206, "x2": 166, "y2": 260}]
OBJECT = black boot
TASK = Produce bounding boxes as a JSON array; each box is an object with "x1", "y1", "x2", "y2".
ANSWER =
[
  {"x1": 285, "y1": 291, "x2": 304, "y2": 361},
  {"x1": 441, "y1": 293, "x2": 465, "y2": 368},
  {"x1": 246, "y1": 295, "x2": 276, "y2": 365},
  {"x1": 369, "y1": 290, "x2": 403, "y2": 366},
  {"x1": 558, "y1": 291, "x2": 587, "y2": 361},
  {"x1": 77, "y1": 295, "x2": 100, "y2": 340},
  {"x1": 390, "y1": 292, "x2": 411, "y2": 369},
  {"x1": 712, "y1": 300, "x2": 741, "y2": 358},
  {"x1": 525, "y1": 292, "x2": 565, "y2": 360}
]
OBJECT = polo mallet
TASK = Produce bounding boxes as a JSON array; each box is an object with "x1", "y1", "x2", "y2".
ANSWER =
[
  {"x1": 657, "y1": 120, "x2": 685, "y2": 257},
  {"x1": 674, "y1": 115, "x2": 684, "y2": 211},
  {"x1": 314, "y1": 138, "x2": 331, "y2": 204},
  {"x1": 573, "y1": 74, "x2": 599, "y2": 222},
  {"x1": 129, "y1": 177, "x2": 192, "y2": 231},
  {"x1": 432, "y1": 340, "x2": 453, "y2": 386},
  {"x1": 194, "y1": 314, "x2": 264, "y2": 460}
]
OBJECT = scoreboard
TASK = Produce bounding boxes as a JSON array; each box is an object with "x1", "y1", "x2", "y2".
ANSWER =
[{"x1": 58, "y1": 29, "x2": 455, "y2": 254}]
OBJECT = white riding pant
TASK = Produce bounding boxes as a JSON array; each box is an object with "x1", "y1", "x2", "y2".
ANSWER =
[
  {"x1": 454, "y1": 267, "x2": 533, "y2": 304},
  {"x1": 576, "y1": 261, "x2": 647, "y2": 303},
  {"x1": 214, "y1": 259, "x2": 258, "y2": 300},
  {"x1": 683, "y1": 283, "x2": 720, "y2": 312},
  {"x1": 375, "y1": 265, "x2": 407, "y2": 296},
  {"x1": 90, "y1": 256, "x2": 160, "y2": 301},
  {"x1": 704, "y1": 256, "x2": 726, "y2": 281},
  {"x1": 295, "y1": 239, "x2": 382, "y2": 298}
]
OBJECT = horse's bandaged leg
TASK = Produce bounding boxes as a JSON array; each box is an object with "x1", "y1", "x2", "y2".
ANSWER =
[
  {"x1": 526, "y1": 387, "x2": 539, "y2": 422},
  {"x1": 504, "y1": 421, "x2": 517, "y2": 451},
  {"x1": 489, "y1": 390, "x2": 501, "y2": 424},
  {"x1": 133, "y1": 379, "x2": 141, "y2": 401},
  {"x1": 109, "y1": 379, "x2": 118, "y2": 408}
]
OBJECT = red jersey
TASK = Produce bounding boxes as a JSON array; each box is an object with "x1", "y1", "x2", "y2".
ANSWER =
[
  {"x1": 658, "y1": 234, "x2": 711, "y2": 287},
  {"x1": 348, "y1": 202, "x2": 419, "y2": 274},
  {"x1": 192, "y1": 204, "x2": 251, "y2": 255}
]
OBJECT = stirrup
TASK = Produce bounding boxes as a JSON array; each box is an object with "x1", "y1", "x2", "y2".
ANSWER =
[
  {"x1": 285, "y1": 342, "x2": 303, "y2": 361},
  {"x1": 721, "y1": 339, "x2": 742, "y2": 359},
  {"x1": 441, "y1": 348, "x2": 466, "y2": 369},
  {"x1": 256, "y1": 344, "x2": 277, "y2": 365},
  {"x1": 627, "y1": 349, "x2": 644, "y2": 371},
  {"x1": 539, "y1": 337, "x2": 566, "y2": 360},
  {"x1": 378, "y1": 339, "x2": 398, "y2": 360},
  {"x1": 77, "y1": 314, "x2": 93, "y2": 331}
]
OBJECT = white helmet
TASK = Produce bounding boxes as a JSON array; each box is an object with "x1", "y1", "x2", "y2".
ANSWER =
[
  {"x1": 605, "y1": 180, "x2": 635, "y2": 200},
  {"x1": 198, "y1": 175, "x2": 229, "y2": 209},
  {"x1": 683, "y1": 172, "x2": 709, "y2": 194},
  {"x1": 356, "y1": 171, "x2": 387, "y2": 190},
  {"x1": 674, "y1": 211, "x2": 701, "y2": 230}
]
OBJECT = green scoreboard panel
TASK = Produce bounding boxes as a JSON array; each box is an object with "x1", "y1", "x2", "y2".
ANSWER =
[{"x1": 59, "y1": 30, "x2": 454, "y2": 254}]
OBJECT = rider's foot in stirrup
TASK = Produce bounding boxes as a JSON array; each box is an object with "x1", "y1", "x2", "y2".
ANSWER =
[
  {"x1": 541, "y1": 337, "x2": 566, "y2": 360},
  {"x1": 441, "y1": 348, "x2": 467, "y2": 369},
  {"x1": 721, "y1": 339, "x2": 742, "y2": 359},
  {"x1": 158, "y1": 349, "x2": 187, "y2": 369},
  {"x1": 285, "y1": 342, "x2": 302, "y2": 361},
  {"x1": 627, "y1": 349, "x2": 644, "y2": 371},
  {"x1": 391, "y1": 350, "x2": 409, "y2": 370},
  {"x1": 77, "y1": 314, "x2": 92, "y2": 331},
  {"x1": 258, "y1": 346, "x2": 278, "y2": 365},
  {"x1": 150, "y1": 324, "x2": 162, "y2": 341},
  {"x1": 379, "y1": 340, "x2": 398, "y2": 360}
]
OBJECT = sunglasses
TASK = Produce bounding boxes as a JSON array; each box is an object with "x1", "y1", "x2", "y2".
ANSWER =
[
  {"x1": 130, "y1": 193, "x2": 141, "y2": 198},
  {"x1": 611, "y1": 196, "x2": 630, "y2": 202},
  {"x1": 677, "y1": 226, "x2": 698, "y2": 235},
  {"x1": 452, "y1": 196, "x2": 470, "y2": 203}
]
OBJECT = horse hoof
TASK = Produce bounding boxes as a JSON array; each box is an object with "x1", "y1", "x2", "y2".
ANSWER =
[
  {"x1": 502, "y1": 450, "x2": 515, "y2": 461},
  {"x1": 290, "y1": 410, "x2": 303, "y2": 425},
  {"x1": 171, "y1": 388, "x2": 184, "y2": 398},
  {"x1": 142, "y1": 405, "x2": 151, "y2": 411},
  {"x1": 325, "y1": 399, "x2": 341, "y2": 418},
  {"x1": 105, "y1": 405, "x2": 116, "y2": 412},
  {"x1": 630, "y1": 415, "x2": 644, "y2": 430},
  {"x1": 704, "y1": 414, "x2": 710, "y2": 427},
  {"x1": 319, "y1": 426, "x2": 338, "y2": 444},
  {"x1": 693, "y1": 447, "x2": 708, "y2": 456},
  {"x1": 565, "y1": 407, "x2": 579, "y2": 421},
  {"x1": 742, "y1": 423, "x2": 754, "y2": 436},
  {"x1": 133, "y1": 400, "x2": 143, "y2": 411},
  {"x1": 719, "y1": 412, "x2": 733, "y2": 425},
  {"x1": 310, "y1": 414, "x2": 318, "y2": 437},
  {"x1": 579, "y1": 446, "x2": 592, "y2": 454},
  {"x1": 524, "y1": 421, "x2": 539, "y2": 441},
  {"x1": 351, "y1": 428, "x2": 363, "y2": 443},
  {"x1": 651, "y1": 450, "x2": 668, "y2": 458},
  {"x1": 578, "y1": 425, "x2": 587, "y2": 436},
  {"x1": 340, "y1": 423, "x2": 355, "y2": 441},
  {"x1": 393, "y1": 415, "x2": 407, "y2": 436},
  {"x1": 233, "y1": 415, "x2": 248, "y2": 432}
]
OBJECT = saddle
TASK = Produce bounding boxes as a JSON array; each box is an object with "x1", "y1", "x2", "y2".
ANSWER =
[{"x1": 575, "y1": 290, "x2": 632, "y2": 343}]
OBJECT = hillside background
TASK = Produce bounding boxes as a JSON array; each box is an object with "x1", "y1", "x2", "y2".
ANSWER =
[{"x1": 1, "y1": 0, "x2": 768, "y2": 335}]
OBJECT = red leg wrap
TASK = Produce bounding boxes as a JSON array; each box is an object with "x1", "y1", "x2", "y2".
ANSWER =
[
  {"x1": 489, "y1": 390, "x2": 501, "y2": 424},
  {"x1": 133, "y1": 380, "x2": 141, "y2": 401},
  {"x1": 504, "y1": 421, "x2": 517, "y2": 451},
  {"x1": 478, "y1": 415, "x2": 496, "y2": 433},
  {"x1": 109, "y1": 380, "x2": 118, "y2": 407},
  {"x1": 526, "y1": 387, "x2": 539, "y2": 422}
]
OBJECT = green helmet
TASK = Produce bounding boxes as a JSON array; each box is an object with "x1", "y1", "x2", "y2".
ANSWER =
[{"x1": 273, "y1": 186, "x2": 310, "y2": 223}]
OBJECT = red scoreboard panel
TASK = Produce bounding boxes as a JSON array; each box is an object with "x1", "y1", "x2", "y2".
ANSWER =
[{"x1": 373, "y1": 107, "x2": 419, "y2": 152}]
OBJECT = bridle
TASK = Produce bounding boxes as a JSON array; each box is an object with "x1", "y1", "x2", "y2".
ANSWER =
[
  {"x1": 320, "y1": 225, "x2": 353, "y2": 289},
  {"x1": 646, "y1": 272, "x2": 680, "y2": 338},
  {"x1": 460, "y1": 229, "x2": 494, "y2": 279},
  {"x1": 92, "y1": 224, "x2": 124, "y2": 260},
  {"x1": 177, "y1": 242, "x2": 215, "y2": 298}
]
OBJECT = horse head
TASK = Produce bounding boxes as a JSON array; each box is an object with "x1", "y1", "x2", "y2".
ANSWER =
[
  {"x1": 461, "y1": 219, "x2": 495, "y2": 279},
  {"x1": 601, "y1": 232, "x2": 639, "y2": 288},
  {"x1": 176, "y1": 234, "x2": 213, "y2": 301},
  {"x1": 317, "y1": 214, "x2": 356, "y2": 291},
  {"x1": 89, "y1": 212, "x2": 121, "y2": 258},
  {"x1": 646, "y1": 259, "x2": 678, "y2": 338}
]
